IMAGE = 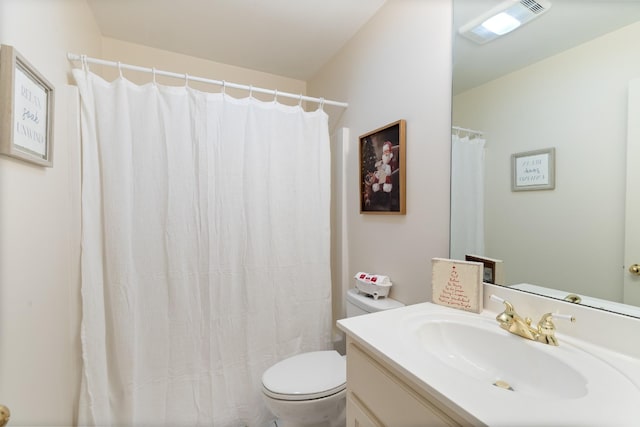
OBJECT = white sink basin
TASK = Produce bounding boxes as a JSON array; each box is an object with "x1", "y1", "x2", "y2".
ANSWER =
[
  {"x1": 416, "y1": 317, "x2": 587, "y2": 399},
  {"x1": 402, "y1": 312, "x2": 640, "y2": 402}
]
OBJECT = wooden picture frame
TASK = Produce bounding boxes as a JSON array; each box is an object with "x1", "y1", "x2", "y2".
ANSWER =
[
  {"x1": 359, "y1": 120, "x2": 406, "y2": 214},
  {"x1": 465, "y1": 254, "x2": 504, "y2": 285},
  {"x1": 511, "y1": 148, "x2": 555, "y2": 191},
  {"x1": 0, "y1": 44, "x2": 55, "y2": 167}
]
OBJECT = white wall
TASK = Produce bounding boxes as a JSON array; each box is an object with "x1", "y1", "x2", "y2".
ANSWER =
[
  {"x1": 0, "y1": 0, "x2": 102, "y2": 425},
  {"x1": 100, "y1": 38, "x2": 307, "y2": 104},
  {"x1": 453, "y1": 21, "x2": 640, "y2": 302},
  {"x1": 309, "y1": 0, "x2": 453, "y2": 308}
]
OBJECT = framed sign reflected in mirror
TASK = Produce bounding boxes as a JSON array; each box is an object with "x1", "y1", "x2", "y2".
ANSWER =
[
  {"x1": 0, "y1": 44, "x2": 55, "y2": 167},
  {"x1": 359, "y1": 120, "x2": 406, "y2": 214},
  {"x1": 465, "y1": 254, "x2": 504, "y2": 285},
  {"x1": 511, "y1": 147, "x2": 555, "y2": 192}
]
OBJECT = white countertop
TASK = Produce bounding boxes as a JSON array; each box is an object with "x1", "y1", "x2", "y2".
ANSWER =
[{"x1": 338, "y1": 301, "x2": 640, "y2": 427}]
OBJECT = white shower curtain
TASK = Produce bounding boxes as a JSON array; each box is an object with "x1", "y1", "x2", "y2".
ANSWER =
[
  {"x1": 450, "y1": 133, "x2": 486, "y2": 260},
  {"x1": 73, "y1": 69, "x2": 332, "y2": 427}
]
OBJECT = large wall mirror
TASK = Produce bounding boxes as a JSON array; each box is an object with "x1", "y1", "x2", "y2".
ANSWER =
[{"x1": 451, "y1": 0, "x2": 640, "y2": 318}]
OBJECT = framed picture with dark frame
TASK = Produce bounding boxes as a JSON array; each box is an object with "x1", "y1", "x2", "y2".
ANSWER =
[
  {"x1": 359, "y1": 119, "x2": 406, "y2": 214},
  {"x1": 0, "y1": 44, "x2": 55, "y2": 167},
  {"x1": 465, "y1": 254, "x2": 504, "y2": 285}
]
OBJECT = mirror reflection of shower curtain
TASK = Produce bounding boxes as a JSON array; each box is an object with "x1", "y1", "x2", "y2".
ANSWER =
[
  {"x1": 450, "y1": 132, "x2": 486, "y2": 260},
  {"x1": 73, "y1": 69, "x2": 332, "y2": 427}
]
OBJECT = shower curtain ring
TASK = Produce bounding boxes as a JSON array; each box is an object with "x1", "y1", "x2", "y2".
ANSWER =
[
  {"x1": 222, "y1": 80, "x2": 226, "y2": 95},
  {"x1": 152, "y1": 67, "x2": 157, "y2": 84},
  {"x1": 184, "y1": 73, "x2": 190, "y2": 87},
  {"x1": 298, "y1": 93, "x2": 303, "y2": 107},
  {"x1": 319, "y1": 97, "x2": 325, "y2": 111},
  {"x1": 249, "y1": 85, "x2": 253, "y2": 98},
  {"x1": 273, "y1": 89, "x2": 278, "y2": 103},
  {"x1": 117, "y1": 62, "x2": 123, "y2": 78}
]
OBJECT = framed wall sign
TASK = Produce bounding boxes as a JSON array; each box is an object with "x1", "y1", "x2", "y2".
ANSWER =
[
  {"x1": 511, "y1": 147, "x2": 555, "y2": 191},
  {"x1": 0, "y1": 45, "x2": 55, "y2": 167},
  {"x1": 359, "y1": 119, "x2": 406, "y2": 214}
]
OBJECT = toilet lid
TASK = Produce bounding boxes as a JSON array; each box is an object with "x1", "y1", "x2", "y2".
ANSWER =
[{"x1": 262, "y1": 350, "x2": 346, "y2": 401}]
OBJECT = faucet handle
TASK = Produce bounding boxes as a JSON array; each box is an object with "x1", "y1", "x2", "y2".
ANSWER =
[
  {"x1": 490, "y1": 294, "x2": 513, "y2": 310},
  {"x1": 490, "y1": 295, "x2": 517, "y2": 328},
  {"x1": 490, "y1": 294, "x2": 516, "y2": 314},
  {"x1": 554, "y1": 313, "x2": 575, "y2": 321},
  {"x1": 490, "y1": 294, "x2": 506, "y2": 304},
  {"x1": 537, "y1": 312, "x2": 575, "y2": 346},
  {"x1": 539, "y1": 312, "x2": 576, "y2": 324}
]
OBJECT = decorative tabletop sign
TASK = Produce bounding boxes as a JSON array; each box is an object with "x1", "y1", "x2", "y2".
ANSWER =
[
  {"x1": 432, "y1": 258, "x2": 483, "y2": 313},
  {"x1": 0, "y1": 45, "x2": 55, "y2": 167}
]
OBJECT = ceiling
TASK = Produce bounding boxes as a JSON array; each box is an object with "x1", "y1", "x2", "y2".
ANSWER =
[
  {"x1": 85, "y1": 0, "x2": 640, "y2": 88},
  {"x1": 85, "y1": 0, "x2": 386, "y2": 81},
  {"x1": 453, "y1": 0, "x2": 640, "y2": 94}
]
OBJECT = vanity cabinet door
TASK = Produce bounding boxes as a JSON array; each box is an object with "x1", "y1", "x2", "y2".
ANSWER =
[
  {"x1": 346, "y1": 341, "x2": 461, "y2": 427},
  {"x1": 346, "y1": 393, "x2": 384, "y2": 427}
]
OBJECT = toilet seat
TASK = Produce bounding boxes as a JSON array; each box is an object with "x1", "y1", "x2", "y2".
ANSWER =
[{"x1": 262, "y1": 350, "x2": 346, "y2": 401}]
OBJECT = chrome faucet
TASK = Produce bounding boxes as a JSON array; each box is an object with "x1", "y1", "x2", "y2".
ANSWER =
[{"x1": 490, "y1": 295, "x2": 575, "y2": 346}]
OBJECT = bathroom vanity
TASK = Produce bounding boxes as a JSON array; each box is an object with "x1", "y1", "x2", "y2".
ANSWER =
[
  {"x1": 345, "y1": 338, "x2": 467, "y2": 426},
  {"x1": 337, "y1": 284, "x2": 640, "y2": 426}
]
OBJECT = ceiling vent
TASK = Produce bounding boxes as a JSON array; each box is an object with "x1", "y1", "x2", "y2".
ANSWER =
[{"x1": 459, "y1": 0, "x2": 552, "y2": 44}]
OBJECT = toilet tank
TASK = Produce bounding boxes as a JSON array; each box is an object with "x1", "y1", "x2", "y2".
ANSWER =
[{"x1": 345, "y1": 288, "x2": 404, "y2": 317}]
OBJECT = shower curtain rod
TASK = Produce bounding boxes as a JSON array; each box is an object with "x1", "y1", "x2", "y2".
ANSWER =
[
  {"x1": 452, "y1": 125, "x2": 484, "y2": 136},
  {"x1": 67, "y1": 53, "x2": 348, "y2": 109}
]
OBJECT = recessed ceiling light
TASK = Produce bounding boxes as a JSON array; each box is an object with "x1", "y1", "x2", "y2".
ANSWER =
[
  {"x1": 481, "y1": 12, "x2": 522, "y2": 35},
  {"x1": 459, "y1": 0, "x2": 552, "y2": 44}
]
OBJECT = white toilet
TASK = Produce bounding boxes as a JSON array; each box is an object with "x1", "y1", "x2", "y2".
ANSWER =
[{"x1": 261, "y1": 288, "x2": 404, "y2": 427}]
